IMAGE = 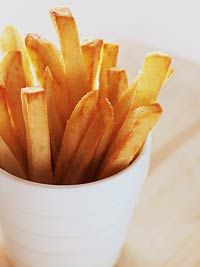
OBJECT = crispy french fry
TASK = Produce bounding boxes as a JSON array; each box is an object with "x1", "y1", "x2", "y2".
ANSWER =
[
  {"x1": 21, "y1": 87, "x2": 52, "y2": 184},
  {"x1": 0, "y1": 50, "x2": 27, "y2": 153},
  {"x1": 107, "y1": 68, "x2": 128, "y2": 106},
  {"x1": 0, "y1": 86, "x2": 26, "y2": 171},
  {"x1": 81, "y1": 39, "x2": 103, "y2": 90},
  {"x1": 64, "y1": 98, "x2": 112, "y2": 185},
  {"x1": 0, "y1": 137, "x2": 27, "y2": 179},
  {"x1": 132, "y1": 53, "x2": 172, "y2": 108},
  {"x1": 113, "y1": 53, "x2": 172, "y2": 135},
  {"x1": 113, "y1": 83, "x2": 136, "y2": 132},
  {"x1": 43, "y1": 67, "x2": 65, "y2": 164},
  {"x1": 55, "y1": 90, "x2": 98, "y2": 183},
  {"x1": 98, "y1": 43, "x2": 119, "y2": 98},
  {"x1": 0, "y1": 25, "x2": 33, "y2": 86},
  {"x1": 85, "y1": 98, "x2": 114, "y2": 182},
  {"x1": 98, "y1": 103, "x2": 162, "y2": 179},
  {"x1": 25, "y1": 33, "x2": 70, "y2": 124},
  {"x1": 50, "y1": 7, "x2": 88, "y2": 110}
]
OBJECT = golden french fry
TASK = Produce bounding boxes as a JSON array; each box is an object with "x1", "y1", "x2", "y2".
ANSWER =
[
  {"x1": 113, "y1": 83, "x2": 136, "y2": 132},
  {"x1": 43, "y1": 67, "x2": 65, "y2": 164},
  {"x1": 25, "y1": 33, "x2": 70, "y2": 124},
  {"x1": 81, "y1": 39, "x2": 103, "y2": 90},
  {"x1": 0, "y1": 137, "x2": 27, "y2": 179},
  {"x1": 98, "y1": 103, "x2": 162, "y2": 179},
  {"x1": 0, "y1": 50, "x2": 27, "y2": 153},
  {"x1": 50, "y1": 7, "x2": 88, "y2": 110},
  {"x1": 0, "y1": 86, "x2": 26, "y2": 171},
  {"x1": 85, "y1": 98, "x2": 114, "y2": 181},
  {"x1": 132, "y1": 53, "x2": 172, "y2": 108},
  {"x1": 55, "y1": 90, "x2": 98, "y2": 183},
  {"x1": 107, "y1": 68, "x2": 128, "y2": 106},
  {"x1": 0, "y1": 25, "x2": 33, "y2": 86},
  {"x1": 21, "y1": 87, "x2": 53, "y2": 184},
  {"x1": 64, "y1": 97, "x2": 111, "y2": 185},
  {"x1": 98, "y1": 43, "x2": 119, "y2": 98}
]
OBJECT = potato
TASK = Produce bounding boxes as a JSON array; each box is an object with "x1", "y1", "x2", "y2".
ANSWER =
[
  {"x1": 25, "y1": 33, "x2": 70, "y2": 124},
  {"x1": 98, "y1": 43, "x2": 119, "y2": 98},
  {"x1": 55, "y1": 90, "x2": 98, "y2": 183},
  {"x1": 0, "y1": 86, "x2": 26, "y2": 172},
  {"x1": 98, "y1": 103, "x2": 162, "y2": 179},
  {"x1": 81, "y1": 39, "x2": 103, "y2": 90},
  {"x1": 0, "y1": 25, "x2": 33, "y2": 86},
  {"x1": 0, "y1": 50, "x2": 27, "y2": 153},
  {"x1": 50, "y1": 7, "x2": 88, "y2": 110},
  {"x1": 132, "y1": 52, "x2": 172, "y2": 108},
  {"x1": 113, "y1": 83, "x2": 136, "y2": 133},
  {"x1": 63, "y1": 97, "x2": 113, "y2": 185},
  {"x1": 0, "y1": 137, "x2": 27, "y2": 179},
  {"x1": 84, "y1": 98, "x2": 114, "y2": 182},
  {"x1": 107, "y1": 68, "x2": 128, "y2": 106},
  {"x1": 21, "y1": 87, "x2": 52, "y2": 184},
  {"x1": 43, "y1": 67, "x2": 65, "y2": 164}
]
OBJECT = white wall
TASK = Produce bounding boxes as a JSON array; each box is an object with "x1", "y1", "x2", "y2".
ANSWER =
[{"x1": 0, "y1": 0, "x2": 199, "y2": 63}]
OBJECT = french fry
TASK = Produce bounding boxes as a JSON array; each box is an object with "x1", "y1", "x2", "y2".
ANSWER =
[
  {"x1": 113, "y1": 83, "x2": 136, "y2": 132},
  {"x1": 55, "y1": 90, "x2": 98, "y2": 183},
  {"x1": 21, "y1": 87, "x2": 53, "y2": 184},
  {"x1": 0, "y1": 50, "x2": 27, "y2": 153},
  {"x1": 0, "y1": 25, "x2": 33, "y2": 86},
  {"x1": 25, "y1": 34, "x2": 70, "y2": 124},
  {"x1": 43, "y1": 67, "x2": 65, "y2": 164},
  {"x1": 113, "y1": 53, "x2": 171, "y2": 135},
  {"x1": 81, "y1": 39, "x2": 103, "y2": 90},
  {"x1": 98, "y1": 43, "x2": 119, "y2": 98},
  {"x1": 50, "y1": 7, "x2": 89, "y2": 110},
  {"x1": 132, "y1": 53, "x2": 172, "y2": 108},
  {"x1": 0, "y1": 86, "x2": 26, "y2": 172},
  {"x1": 107, "y1": 68, "x2": 128, "y2": 106},
  {"x1": 64, "y1": 98, "x2": 111, "y2": 185},
  {"x1": 0, "y1": 137, "x2": 27, "y2": 179},
  {"x1": 98, "y1": 103, "x2": 162, "y2": 179},
  {"x1": 85, "y1": 98, "x2": 114, "y2": 182}
]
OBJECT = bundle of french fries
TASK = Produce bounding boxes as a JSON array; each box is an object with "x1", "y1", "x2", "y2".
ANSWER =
[{"x1": 0, "y1": 7, "x2": 173, "y2": 185}]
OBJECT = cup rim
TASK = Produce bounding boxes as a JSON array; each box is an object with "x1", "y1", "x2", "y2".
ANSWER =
[{"x1": 0, "y1": 134, "x2": 151, "y2": 190}]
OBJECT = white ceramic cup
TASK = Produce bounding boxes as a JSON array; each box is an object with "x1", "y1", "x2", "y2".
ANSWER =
[{"x1": 0, "y1": 135, "x2": 151, "y2": 267}]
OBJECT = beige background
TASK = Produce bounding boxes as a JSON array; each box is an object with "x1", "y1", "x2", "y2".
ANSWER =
[{"x1": 0, "y1": 40, "x2": 200, "y2": 267}]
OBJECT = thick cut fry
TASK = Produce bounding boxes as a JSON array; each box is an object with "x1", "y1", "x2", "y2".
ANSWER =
[
  {"x1": 43, "y1": 67, "x2": 65, "y2": 164},
  {"x1": 21, "y1": 87, "x2": 53, "y2": 184},
  {"x1": 0, "y1": 137, "x2": 27, "y2": 179},
  {"x1": 55, "y1": 90, "x2": 98, "y2": 183},
  {"x1": 107, "y1": 68, "x2": 128, "y2": 106},
  {"x1": 0, "y1": 50, "x2": 27, "y2": 153},
  {"x1": 84, "y1": 98, "x2": 114, "y2": 182},
  {"x1": 25, "y1": 34, "x2": 70, "y2": 124},
  {"x1": 50, "y1": 7, "x2": 88, "y2": 110},
  {"x1": 0, "y1": 25, "x2": 33, "y2": 86},
  {"x1": 113, "y1": 83, "x2": 136, "y2": 133},
  {"x1": 98, "y1": 43, "x2": 119, "y2": 97},
  {"x1": 132, "y1": 53, "x2": 172, "y2": 108},
  {"x1": 0, "y1": 86, "x2": 26, "y2": 171},
  {"x1": 81, "y1": 39, "x2": 103, "y2": 90},
  {"x1": 63, "y1": 98, "x2": 111, "y2": 185},
  {"x1": 98, "y1": 104, "x2": 162, "y2": 179}
]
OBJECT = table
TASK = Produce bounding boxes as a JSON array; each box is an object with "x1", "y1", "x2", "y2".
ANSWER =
[{"x1": 1, "y1": 40, "x2": 200, "y2": 267}]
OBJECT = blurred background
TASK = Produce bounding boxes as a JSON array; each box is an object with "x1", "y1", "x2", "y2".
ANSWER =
[{"x1": 0, "y1": 0, "x2": 199, "y2": 63}]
